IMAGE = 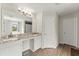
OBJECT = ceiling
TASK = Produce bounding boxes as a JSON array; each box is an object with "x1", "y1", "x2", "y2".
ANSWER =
[{"x1": 2, "y1": 3, "x2": 79, "y2": 16}]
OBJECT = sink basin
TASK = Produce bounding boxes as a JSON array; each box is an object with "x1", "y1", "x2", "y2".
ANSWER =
[
  {"x1": 32, "y1": 33, "x2": 38, "y2": 35},
  {"x1": 2, "y1": 38, "x2": 18, "y2": 42}
]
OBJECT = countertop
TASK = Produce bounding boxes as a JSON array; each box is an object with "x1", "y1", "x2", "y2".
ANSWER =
[{"x1": 0, "y1": 32, "x2": 41, "y2": 44}]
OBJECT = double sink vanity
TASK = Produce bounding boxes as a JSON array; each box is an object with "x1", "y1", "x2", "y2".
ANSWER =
[
  {"x1": 0, "y1": 33, "x2": 41, "y2": 56},
  {"x1": 0, "y1": 4, "x2": 42, "y2": 56}
]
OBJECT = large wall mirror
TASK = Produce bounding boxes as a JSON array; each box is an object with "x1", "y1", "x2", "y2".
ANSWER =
[{"x1": 0, "y1": 4, "x2": 32, "y2": 39}]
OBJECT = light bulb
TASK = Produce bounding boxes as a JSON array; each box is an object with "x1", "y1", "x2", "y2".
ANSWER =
[{"x1": 18, "y1": 8, "x2": 21, "y2": 11}]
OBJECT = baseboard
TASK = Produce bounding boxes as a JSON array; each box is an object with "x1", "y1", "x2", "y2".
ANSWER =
[
  {"x1": 32, "y1": 48, "x2": 42, "y2": 52},
  {"x1": 33, "y1": 48, "x2": 42, "y2": 52},
  {"x1": 42, "y1": 44, "x2": 59, "y2": 49}
]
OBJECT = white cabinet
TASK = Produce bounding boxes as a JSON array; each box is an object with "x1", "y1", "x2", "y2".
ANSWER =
[
  {"x1": 30, "y1": 39, "x2": 34, "y2": 51},
  {"x1": 0, "y1": 40, "x2": 22, "y2": 56},
  {"x1": 32, "y1": 12, "x2": 42, "y2": 50},
  {"x1": 32, "y1": 15, "x2": 37, "y2": 32},
  {"x1": 30, "y1": 36, "x2": 41, "y2": 52},
  {"x1": 33, "y1": 36, "x2": 41, "y2": 51},
  {"x1": 22, "y1": 39, "x2": 30, "y2": 51},
  {"x1": 36, "y1": 13, "x2": 42, "y2": 33},
  {"x1": 0, "y1": 36, "x2": 41, "y2": 56},
  {"x1": 22, "y1": 36, "x2": 41, "y2": 52},
  {"x1": 32, "y1": 12, "x2": 42, "y2": 33}
]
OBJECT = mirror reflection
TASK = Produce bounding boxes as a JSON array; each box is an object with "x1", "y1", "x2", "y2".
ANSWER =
[{"x1": 1, "y1": 4, "x2": 32, "y2": 39}]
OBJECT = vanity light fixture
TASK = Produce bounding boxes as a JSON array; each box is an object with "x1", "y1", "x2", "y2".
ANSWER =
[{"x1": 18, "y1": 8, "x2": 32, "y2": 17}]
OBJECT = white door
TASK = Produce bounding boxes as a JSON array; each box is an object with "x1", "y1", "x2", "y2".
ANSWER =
[
  {"x1": 42, "y1": 16, "x2": 56, "y2": 48},
  {"x1": 63, "y1": 17, "x2": 76, "y2": 46}
]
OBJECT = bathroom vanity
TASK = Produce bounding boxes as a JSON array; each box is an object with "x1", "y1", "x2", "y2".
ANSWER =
[
  {"x1": 0, "y1": 33, "x2": 41, "y2": 56},
  {"x1": 0, "y1": 4, "x2": 42, "y2": 56}
]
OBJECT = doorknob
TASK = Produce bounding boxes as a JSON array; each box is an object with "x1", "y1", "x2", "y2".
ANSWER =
[{"x1": 64, "y1": 32, "x2": 66, "y2": 34}]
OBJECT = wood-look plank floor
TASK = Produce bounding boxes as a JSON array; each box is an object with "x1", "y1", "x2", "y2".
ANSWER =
[{"x1": 31, "y1": 44, "x2": 71, "y2": 56}]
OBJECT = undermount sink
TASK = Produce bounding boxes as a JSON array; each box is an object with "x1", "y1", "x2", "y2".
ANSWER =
[
  {"x1": 2, "y1": 38, "x2": 18, "y2": 42},
  {"x1": 32, "y1": 33, "x2": 38, "y2": 35}
]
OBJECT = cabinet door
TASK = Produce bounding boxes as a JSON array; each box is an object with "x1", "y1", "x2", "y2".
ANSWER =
[
  {"x1": 30, "y1": 39, "x2": 34, "y2": 51},
  {"x1": 34, "y1": 36, "x2": 41, "y2": 51},
  {"x1": 32, "y1": 13, "x2": 42, "y2": 33},
  {"x1": 0, "y1": 41, "x2": 22, "y2": 56},
  {"x1": 32, "y1": 15, "x2": 37, "y2": 32},
  {"x1": 22, "y1": 40, "x2": 30, "y2": 51}
]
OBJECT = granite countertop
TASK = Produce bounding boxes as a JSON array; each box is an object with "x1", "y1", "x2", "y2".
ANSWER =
[{"x1": 0, "y1": 32, "x2": 41, "y2": 44}]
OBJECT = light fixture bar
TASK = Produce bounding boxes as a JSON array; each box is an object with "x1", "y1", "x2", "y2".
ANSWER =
[{"x1": 18, "y1": 8, "x2": 32, "y2": 17}]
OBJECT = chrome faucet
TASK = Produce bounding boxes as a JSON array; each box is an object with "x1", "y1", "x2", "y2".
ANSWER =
[{"x1": 8, "y1": 32, "x2": 13, "y2": 38}]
